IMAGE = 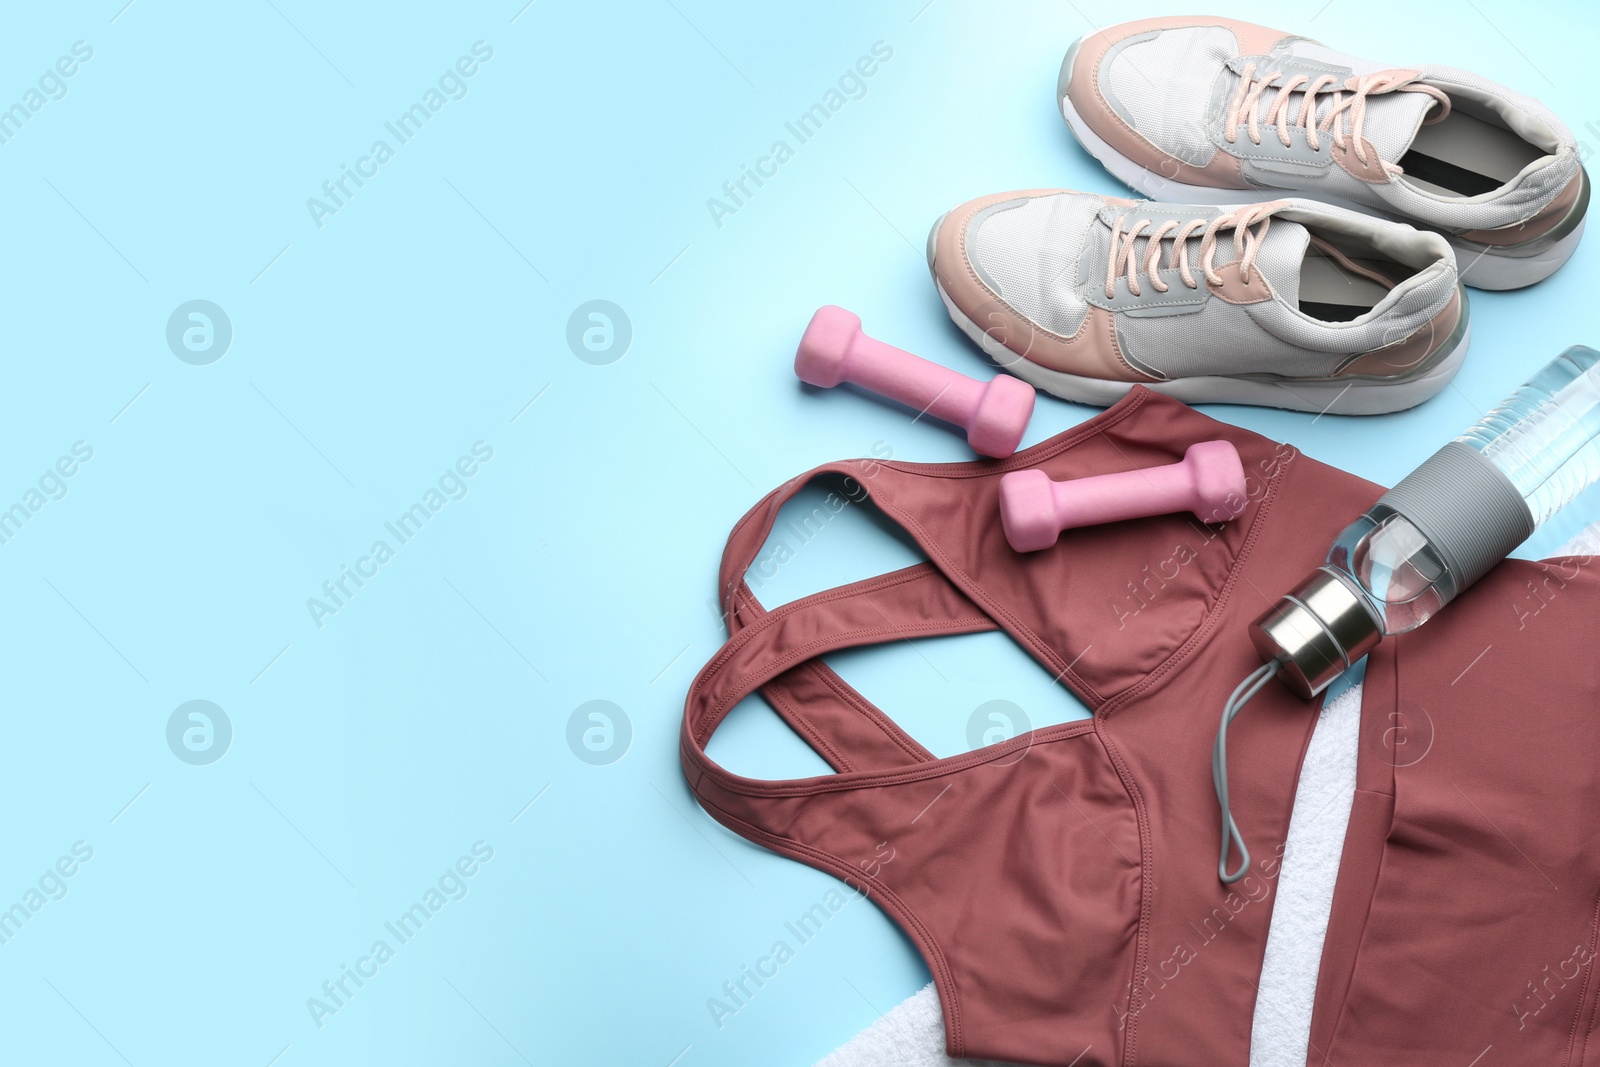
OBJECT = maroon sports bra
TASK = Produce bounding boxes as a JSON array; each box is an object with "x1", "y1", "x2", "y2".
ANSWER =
[{"x1": 680, "y1": 387, "x2": 1600, "y2": 1066}]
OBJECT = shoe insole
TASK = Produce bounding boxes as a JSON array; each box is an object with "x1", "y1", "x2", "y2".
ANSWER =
[
  {"x1": 1298, "y1": 252, "x2": 1392, "y2": 322},
  {"x1": 1399, "y1": 108, "x2": 1546, "y2": 198}
]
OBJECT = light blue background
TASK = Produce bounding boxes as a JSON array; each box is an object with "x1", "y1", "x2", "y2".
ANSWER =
[{"x1": 0, "y1": 1, "x2": 1594, "y2": 1065}]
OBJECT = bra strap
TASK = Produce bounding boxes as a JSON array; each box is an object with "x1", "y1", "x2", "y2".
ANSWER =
[
  {"x1": 690, "y1": 464, "x2": 997, "y2": 775},
  {"x1": 685, "y1": 562, "x2": 997, "y2": 772}
]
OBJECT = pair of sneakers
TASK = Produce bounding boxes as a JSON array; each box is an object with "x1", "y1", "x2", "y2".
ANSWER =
[{"x1": 928, "y1": 17, "x2": 1587, "y2": 414}]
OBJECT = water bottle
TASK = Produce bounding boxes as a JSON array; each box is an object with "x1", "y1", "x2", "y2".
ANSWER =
[{"x1": 1252, "y1": 345, "x2": 1600, "y2": 698}]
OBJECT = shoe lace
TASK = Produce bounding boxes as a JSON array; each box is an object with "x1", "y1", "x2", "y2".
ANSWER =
[
  {"x1": 1104, "y1": 201, "x2": 1279, "y2": 299},
  {"x1": 1224, "y1": 64, "x2": 1451, "y2": 174}
]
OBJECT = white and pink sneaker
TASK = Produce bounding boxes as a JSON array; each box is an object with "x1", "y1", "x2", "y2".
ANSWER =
[
  {"x1": 1058, "y1": 17, "x2": 1586, "y2": 289},
  {"x1": 927, "y1": 189, "x2": 1467, "y2": 415}
]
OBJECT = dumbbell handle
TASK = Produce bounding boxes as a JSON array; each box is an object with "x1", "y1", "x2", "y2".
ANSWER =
[
  {"x1": 999, "y1": 441, "x2": 1247, "y2": 552},
  {"x1": 835, "y1": 331, "x2": 987, "y2": 428},
  {"x1": 1048, "y1": 459, "x2": 1213, "y2": 527},
  {"x1": 796, "y1": 306, "x2": 1034, "y2": 458}
]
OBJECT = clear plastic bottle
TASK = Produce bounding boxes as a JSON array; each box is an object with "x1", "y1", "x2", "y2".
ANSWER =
[
  {"x1": 1461, "y1": 345, "x2": 1600, "y2": 527},
  {"x1": 1253, "y1": 345, "x2": 1600, "y2": 696}
]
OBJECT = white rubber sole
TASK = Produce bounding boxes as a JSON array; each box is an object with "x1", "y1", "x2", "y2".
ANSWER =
[
  {"x1": 1449, "y1": 214, "x2": 1587, "y2": 290},
  {"x1": 934, "y1": 278, "x2": 1471, "y2": 416},
  {"x1": 1058, "y1": 90, "x2": 1584, "y2": 291}
]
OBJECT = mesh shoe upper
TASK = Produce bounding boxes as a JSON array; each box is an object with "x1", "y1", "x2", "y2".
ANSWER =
[
  {"x1": 1100, "y1": 26, "x2": 1236, "y2": 168},
  {"x1": 965, "y1": 192, "x2": 1103, "y2": 338}
]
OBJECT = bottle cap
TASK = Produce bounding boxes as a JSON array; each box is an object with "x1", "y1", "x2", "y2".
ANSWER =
[{"x1": 1249, "y1": 568, "x2": 1383, "y2": 698}]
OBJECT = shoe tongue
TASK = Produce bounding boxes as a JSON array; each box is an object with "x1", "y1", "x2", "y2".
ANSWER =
[
  {"x1": 1336, "y1": 84, "x2": 1433, "y2": 163},
  {"x1": 1217, "y1": 215, "x2": 1311, "y2": 305}
]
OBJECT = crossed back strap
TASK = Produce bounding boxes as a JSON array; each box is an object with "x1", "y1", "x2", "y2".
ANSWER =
[{"x1": 686, "y1": 462, "x2": 1002, "y2": 776}]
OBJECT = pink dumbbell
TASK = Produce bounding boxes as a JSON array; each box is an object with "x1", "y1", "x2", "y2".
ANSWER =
[
  {"x1": 999, "y1": 441, "x2": 1248, "y2": 553},
  {"x1": 795, "y1": 305, "x2": 1035, "y2": 458}
]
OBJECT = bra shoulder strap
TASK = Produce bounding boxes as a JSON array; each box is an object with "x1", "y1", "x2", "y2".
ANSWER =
[{"x1": 691, "y1": 463, "x2": 998, "y2": 775}]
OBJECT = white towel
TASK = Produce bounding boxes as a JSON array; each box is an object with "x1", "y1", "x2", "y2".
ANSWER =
[
  {"x1": 817, "y1": 524, "x2": 1599, "y2": 1067},
  {"x1": 1246, "y1": 681, "x2": 1361, "y2": 1067}
]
